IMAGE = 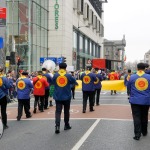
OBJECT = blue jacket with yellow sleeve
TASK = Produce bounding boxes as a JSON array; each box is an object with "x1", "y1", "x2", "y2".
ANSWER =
[
  {"x1": 127, "y1": 70, "x2": 150, "y2": 105},
  {"x1": 16, "y1": 76, "x2": 33, "y2": 100},
  {"x1": 81, "y1": 70, "x2": 97, "y2": 91},
  {"x1": 52, "y1": 69, "x2": 76, "y2": 101}
]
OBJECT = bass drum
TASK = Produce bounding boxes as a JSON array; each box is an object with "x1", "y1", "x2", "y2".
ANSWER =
[{"x1": 42, "y1": 60, "x2": 56, "y2": 72}]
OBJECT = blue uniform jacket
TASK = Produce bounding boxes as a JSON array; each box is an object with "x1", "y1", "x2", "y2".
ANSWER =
[
  {"x1": 43, "y1": 73, "x2": 52, "y2": 90},
  {"x1": 52, "y1": 69, "x2": 76, "y2": 101},
  {"x1": 0, "y1": 76, "x2": 13, "y2": 99},
  {"x1": 81, "y1": 71, "x2": 97, "y2": 91},
  {"x1": 16, "y1": 77, "x2": 33, "y2": 100},
  {"x1": 145, "y1": 70, "x2": 150, "y2": 74},
  {"x1": 94, "y1": 73, "x2": 102, "y2": 89},
  {"x1": 127, "y1": 71, "x2": 150, "y2": 105}
]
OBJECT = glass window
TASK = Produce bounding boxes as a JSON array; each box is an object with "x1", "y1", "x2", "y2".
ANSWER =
[
  {"x1": 73, "y1": 31, "x2": 77, "y2": 49},
  {"x1": 79, "y1": 35, "x2": 83, "y2": 52},
  {"x1": 85, "y1": 38, "x2": 88, "y2": 54},
  {"x1": 89, "y1": 41, "x2": 92, "y2": 55},
  {"x1": 6, "y1": 0, "x2": 49, "y2": 71}
]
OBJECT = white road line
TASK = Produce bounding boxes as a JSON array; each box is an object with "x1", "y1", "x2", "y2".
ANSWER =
[{"x1": 71, "y1": 119, "x2": 100, "y2": 150}]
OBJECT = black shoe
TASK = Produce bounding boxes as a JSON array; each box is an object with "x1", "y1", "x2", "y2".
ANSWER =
[
  {"x1": 82, "y1": 110, "x2": 86, "y2": 113},
  {"x1": 4, "y1": 125, "x2": 9, "y2": 129},
  {"x1": 40, "y1": 110, "x2": 44, "y2": 112},
  {"x1": 16, "y1": 116, "x2": 21, "y2": 121},
  {"x1": 96, "y1": 104, "x2": 99, "y2": 106},
  {"x1": 90, "y1": 109, "x2": 95, "y2": 112},
  {"x1": 33, "y1": 108, "x2": 36, "y2": 114},
  {"x1": 26, "y1": 115, "x2": 32, "y2": 118},
  {"x1": 64, "y1": 125, "x2": 72, "y2": 130},
  {"x1": 133, "y1": 136, "x2": 140, "y2": 140},
  {"x1": 55, "y1": 126, "x2": 60, "y2": 134},
  {"x1": 142, "y1": 132, "x2": 148, "y2": 136}
]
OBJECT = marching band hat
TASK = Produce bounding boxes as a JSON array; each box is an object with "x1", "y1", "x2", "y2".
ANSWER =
[
  {"x1": 42, "y1": 68, "x2": 47, "y2": 71},
  {"x1": 22, "y1": 72, "x2": 29, "y2": 76}
]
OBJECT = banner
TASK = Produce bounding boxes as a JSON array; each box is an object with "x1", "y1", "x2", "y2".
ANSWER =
[
  {"x1": 75, "y1": 80, "x2": 126, "y2": 91},
  {"x1": 101, "y1": 80, "x2": 126, "y2": 91}
]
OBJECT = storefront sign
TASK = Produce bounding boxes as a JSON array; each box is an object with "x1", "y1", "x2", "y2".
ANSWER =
[
  {"x1": 0, "y1": 8, "x2": 6, "y2": 26},
  {"x1": 54, "y1": 0, "x2": 59, "y2": 29}
]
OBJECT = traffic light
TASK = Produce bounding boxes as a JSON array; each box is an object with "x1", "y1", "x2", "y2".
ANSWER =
[
  {"x1": 62, "y1": 57, "x2": 66, "y2": 63},
  {"x1": 17, "y1": 57, "x2": 21, "y2": 66}
]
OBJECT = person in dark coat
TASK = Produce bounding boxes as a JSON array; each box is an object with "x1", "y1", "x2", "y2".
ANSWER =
[
  {"x1": 128, "y1": 63, "x2": 150, "y2": 140},
  {"x1": 52, "y1": 63, "x2": 76, "y2": 134},
  {"x1": 16, "y1": 72, "x2": 33, "y2": 121},
  {"x1": 0, "y1": 69, "x2": 13, "y2": 129}
]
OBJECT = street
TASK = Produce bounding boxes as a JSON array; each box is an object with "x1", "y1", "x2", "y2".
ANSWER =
[{"x1": 1, "y1": 90, "x2": 150, "y2": 150}]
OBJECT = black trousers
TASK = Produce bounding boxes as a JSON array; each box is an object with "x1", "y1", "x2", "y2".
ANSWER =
[
  {"x1": 83, "y1": 91, "x2": 94, "y2": 111},
  {"x1": 131, "y1": 104, "x2": 149, "y2": 137},
  {"x1": 44, "y1": 89, "x2": 49, "y2": 109},
  {"x1": 55, "y1": 100, "x2": 71, "y2": 126},
  {"x1": 93, "y1": 89, "x2": 101, "y2": 105},
  {"x1": 127, "y1": 87, "x2": 130, "y2": 96},
  {"x1": 17, "y1": 99, "x2": 31, "y2": 118},
  {"x1": 34, "y1": 95, "x2": 44, "y2": 111},
  {"x1": 71, "y1": 87, "x2": 75, "y2": 99},
  {"x1": 0, "y1": 96, "x2": 7, "y2": 126},
  {"x1": 111, "y1": 90, "x2": 116, "y2": 94}
]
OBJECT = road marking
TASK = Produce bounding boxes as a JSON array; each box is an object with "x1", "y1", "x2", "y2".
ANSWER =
[
  {"x1": 71, "y1": 119, "x2": 100, "y2": 150},
  {"x1": 47, "y1": 109, "x2": 80, "y2": 115}
]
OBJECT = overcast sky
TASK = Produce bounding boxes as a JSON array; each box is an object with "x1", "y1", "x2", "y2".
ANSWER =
[{"x1": 104, "y1": 0, "x2": 150, "y2": 62}]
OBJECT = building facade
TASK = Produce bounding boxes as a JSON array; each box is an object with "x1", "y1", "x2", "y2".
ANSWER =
[
  {"x1": 103, "y1": 35, "x2": 126, "y2": 70},
  {"x1": 6, "y1": 0, "x2": 49, "y2": 72},
  {"x1": 48, "y1": 0, "x2": 106, "y2": 70},
  {"x1": 144, "y1": 50, "x2": 150, "y2": 65}
]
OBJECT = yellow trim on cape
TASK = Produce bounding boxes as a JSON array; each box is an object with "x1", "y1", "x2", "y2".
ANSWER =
[
  {"x1": 85, "y1": 70, "x2": 90, "y2": 75},
  {"x1": 58, "y1": 69, "x2": 66, "y2": 76},
  {"x1": 136, "y1": 70, "x2": 145, "y2": 76}
]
